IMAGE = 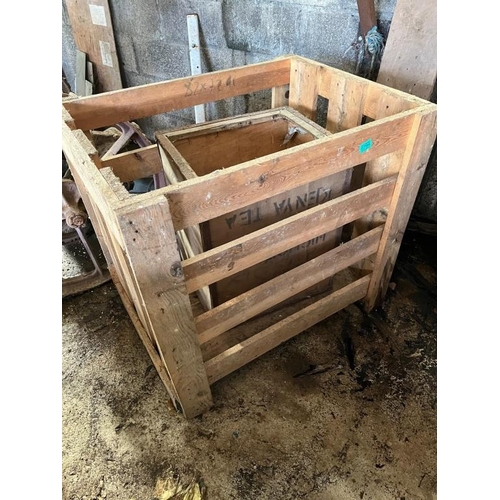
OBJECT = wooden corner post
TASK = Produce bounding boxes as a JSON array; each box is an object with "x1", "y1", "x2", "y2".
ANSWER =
[
  {"x1": 363, "y1": 106, "x2": 437, "y2": 312},
  {"x1": 118, "y1": 197, "x2": 213, "y2": 418}
]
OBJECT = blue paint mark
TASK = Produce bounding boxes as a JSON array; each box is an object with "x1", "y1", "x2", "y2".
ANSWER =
[{"x1": 359, "y1": 139, "x2": 373, "y2": 154}]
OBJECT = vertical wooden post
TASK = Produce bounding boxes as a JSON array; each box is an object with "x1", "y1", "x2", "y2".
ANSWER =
[
  {"x1": 288, "y1": 58, "x2": 321, "y2": 121},
  {"x1": 271, "y1": 85, "x2": 289, "y2": 108},
  {"x1": 363, "y1": 107, "x2": 437, "y2": 311},
  {"x1": 118, "y1": 197, "x2": 213, "y2": 418}
]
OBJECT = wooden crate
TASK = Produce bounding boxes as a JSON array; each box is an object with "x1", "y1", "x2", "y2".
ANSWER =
[{"x1": 62, "y1": 55, "x2": 437, "y2": 419}]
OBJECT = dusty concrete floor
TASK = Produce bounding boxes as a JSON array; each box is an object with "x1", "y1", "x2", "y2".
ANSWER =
[{"x1": 62, "y1": 230, "x2": 436, "y2": 500}]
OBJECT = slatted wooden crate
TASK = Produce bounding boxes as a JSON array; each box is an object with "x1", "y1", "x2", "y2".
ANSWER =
[{"x1": 62, "y1": 55, "x2": 437, "y2": 419}]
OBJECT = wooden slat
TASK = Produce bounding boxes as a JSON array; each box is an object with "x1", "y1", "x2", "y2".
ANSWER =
[
  {"x1": 196, "y1": 226, "x2": 383, "y2": 344},
  {"x1": 100, "y1": 145, "x2": 162, "y2": 183},
  {"x1": 280, "y1": 107, "x2": 330, "y2": 137},
  {"x1": 117, "y1": 197, "x2": 213, "y2": 418},
  {"x1": 156, "y1": 134, "x2": 200, "y2": 180},
  {"x1": 63, "y1": 57, "x2": 291, "y2": 131},
  {"x1": 205, "y1": 275, "x2": 371, "y2": 384},
  {"x1": 62, "y1": 105, "x2": 76, "y2": 130},
  {"x1": 364, "y1": 107, "x2": 437, "y2": 311},
  {"x1": 163, "y1": 108, "x2": 418, "y2": 231},
  {"x1": 271, "y1": 84, "x2": 289, "y2": 108},
  {"x1": 163, "y1": 108, "x2": 292, "y2": 140},
  {"x1": 322, "y1": 71, "x2": 369, "y2": 133},
  {"x1": 183, "y1": 176, "x2": 396, "y2": 293},
  {"x1": 65, "y1": 0, "x2": 122, "y2": 93},
  {"x1": 293, "y1": 55, "x2": 428, "y2": 118},
  {"x1": 100, "y1": 167, "x2": 131, "y2": 200},
  {"x1": 289, "y1": 57, "x2": 321, "y2": 121},
  {"x1": 352, "y1": 87, "x2": 413, "y2": 242}
]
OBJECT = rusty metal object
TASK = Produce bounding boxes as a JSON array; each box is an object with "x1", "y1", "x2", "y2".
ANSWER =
[
  {"x1": 62, "y1": 178, "x2": 110, "y2": 297},
  {"x1": 62, "y1": 179, "x2": 87, "y2": 228}
]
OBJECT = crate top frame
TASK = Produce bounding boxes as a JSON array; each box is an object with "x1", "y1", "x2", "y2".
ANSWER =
[{"x1": 62, "y1": 54, "x2": 436, "y2": 225}]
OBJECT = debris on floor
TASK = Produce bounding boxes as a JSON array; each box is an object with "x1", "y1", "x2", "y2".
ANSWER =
[{"x1": 153, "y1": 471, "x2": 206, "y2": 500}]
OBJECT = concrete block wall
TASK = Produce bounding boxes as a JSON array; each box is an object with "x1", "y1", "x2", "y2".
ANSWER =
[{"x1": 62, "y1": 0, "x2": 436, "y2": 222}]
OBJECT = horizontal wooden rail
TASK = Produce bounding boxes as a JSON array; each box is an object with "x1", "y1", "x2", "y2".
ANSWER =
[
  {"x1": 63, "y1": 58, "x2": 291, "y2": 131},
  {"x1": 196, "y1": 226, "x2": 383, "y2": 344},
  {"x1": 163, "y1": 109, "x2": 415, "y2": 230},
  {"x1": 182, "y1": 176, "x2": 396, "y2": 293},
  {"x1": 204, "y1": 274, "x2": 371, "y2": 384},
  {"x1": 101, "y1": 145, "x2": 162, "y2": 183}
]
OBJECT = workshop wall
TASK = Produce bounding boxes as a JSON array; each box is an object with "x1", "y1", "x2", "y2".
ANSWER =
[{"x1": 62, "y1": 0, "x2": 436, "y2": 222}]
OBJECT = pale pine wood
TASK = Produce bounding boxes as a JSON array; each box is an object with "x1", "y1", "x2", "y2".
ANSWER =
[
  {"x1": 363, "y1": 108, "x2": 437, "y2": 311},
  {"x1": 100, "y1": 145, "x2": 162, "y2": 183},
  {"x1": 323, "y1": 72, "x2": 369, "y2": 133},
  {"x1": 100, "y1": 167, "x2": 131, "y2": 201},
  {"x1": 157, "y1": 106, "x2": 342, "y2": 305},
  {"x1": 118, "y1": 197, "x2": 213, "y2": 418},
  {"x1": 156, "y1": 134, "x2": 198, "y2": 180},
  {"x1": 271, "y1": 84, "x2": 289, "y2": 108},
  {"x1": 352, "y1": 89, "x2": 415, "y2": 244},
  {"x1": 65, "y1": 0, "x2": 122, "y2": 93},
  {"x1": 196, "y1": 226, "x2": 383, "y2": 344},
  {"x1": 182, "y1": 176, "x2": 396, "y2": 293},
  {"x1": 62, "y1": 54, "x2": 438, "y2": 417},
  {"x1": 204, "y1": 275, "x2": 371, "y2": 384},
  {"x1": 63, "y1": 58, "x2": 291, "y2": 131},
  {"x1": 293, "y1": 55, "x2": 428, "y2": 118},
  {"x1": 288, "y1": 57, "x2": 321, "y2": 120},
  {"x1": 159, "y1": 110, "x2": 414, "y2": 231}
]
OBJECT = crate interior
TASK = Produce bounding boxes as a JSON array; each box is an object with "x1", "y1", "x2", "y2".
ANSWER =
[
  {"x1": 168, "y1": 111, "x2": 321, "y2": 177},
  {"x1": 156, "y1": 108, "x2": 355, "y2": 308}
]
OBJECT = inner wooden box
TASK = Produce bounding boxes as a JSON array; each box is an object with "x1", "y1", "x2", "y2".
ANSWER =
[{"x1": 156, "y1": 107, "x2": 352, "y2": 309}]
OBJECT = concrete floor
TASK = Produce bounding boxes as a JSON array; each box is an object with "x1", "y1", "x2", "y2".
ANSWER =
[{"x1": 62, "y1": 230, "x2": 436, "y2": 500}]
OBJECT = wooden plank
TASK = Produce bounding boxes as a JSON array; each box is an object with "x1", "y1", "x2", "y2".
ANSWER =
[
  {"x1": 292, "y1": 55, "x2": 428, "y2": 117},
  {"x1": 62, "y1": 106, "x2": 76, "y2": 130},
  {"x1": 75, "y1": 49, "x2": 87, "y2": 96},
  {"x1": 100, "y1": 167, "x2": 131, "y2": 200},
  {"x1": 196, "y1": 226, "x2": 383, "y2": 344},
  {"x1": 364, "y1": 107, "x2": 437, "y2": 311},
  {"x1": 376, "y1": 0, "x2": 437, "y2": 100},
  {"x1": 162, "y1": 107, "x2": 292, "y2": 140},
  {"x1": 162, "y1": 108, "x2": 418, "y2": 231},
  {"x1": 288, "y1": 57, "x2": 321, "y2": 120},
  {"x1": 322, "y1": 72, "x2": 369, "y2": 133},
  {"x1": 100, "y1": 145, "x2": 162, "y2": 183},
  {"x1": 63, "y1": 57, "x2": 291, "y2": 131},
  {"x1": 182, "y1": 176, "x2": 396, "y2": 293},
  {"x1": 205, "y1": 275, "x2": 371, "y2": 384},
  {"x1": 65, "y1": 0, "x2": 122, "y2": 93},
  {"x1": 156, "y1": 134, "x2": 199, "y2": 180},
  {"x1": 118, "y1": 197, "x2": 213, "y2": 418},
  {"x1": 271, "y1": 84, "x2": 289, "y2": 108},
  {"x1": 352, "y1": 88, "x2": 413, "y2": 242}
]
